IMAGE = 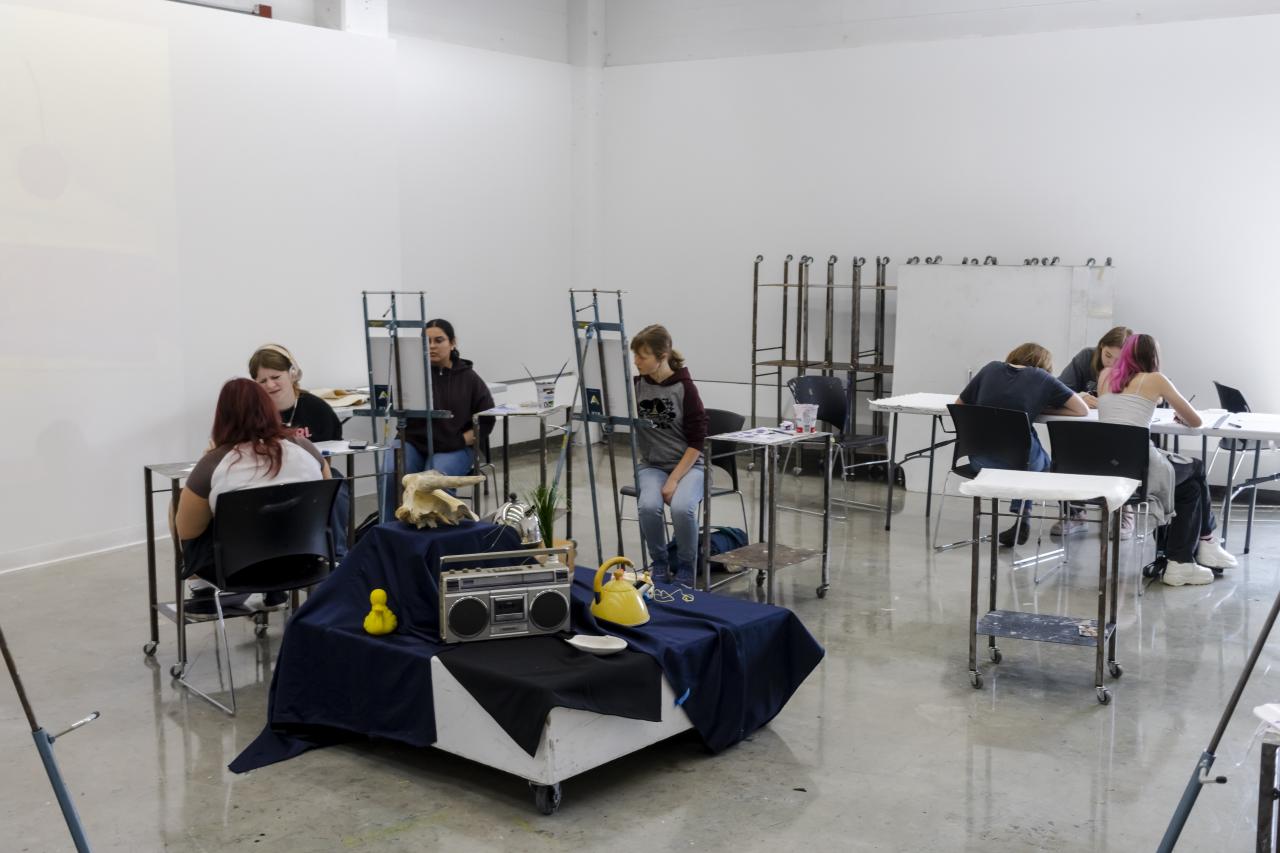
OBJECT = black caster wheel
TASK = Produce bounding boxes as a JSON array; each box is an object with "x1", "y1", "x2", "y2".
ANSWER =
[
  {"x1": 531, "y1": 782, "x2": 561, "y2": 816},
  {"x1": 756, "y1": 571, "x2": 766, "y2": 587},
  {"x1": 143, "y1": 641, "x2": 158, "y2": 657},
  {"x1": 989, "y1": 648, "x2": 1002, "y2": 664},
  {"x1": 170, "y1": 663, "x2": 185, "y2": 679},
  {"x1": 816, "y1": 585, "x2": 828, "y2": 599},
  {"x1": 1108, "y1": 662, "x2": 1123, "y2": 678},
  {"x1": 254, "y1": 625, "x2": 269, "y2": 638},
  {"x1": 969, "y1": 671, "x2": 983, "y2": 689},
  {"x1": 1096, "y1": 687, "x2": 1111, "y2": 705}
]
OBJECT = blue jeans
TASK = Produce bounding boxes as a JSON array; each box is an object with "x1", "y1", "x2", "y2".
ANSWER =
[
  {"x1": 636, "y1": 464, "x2": 704, "y2": 579},
  {"x1": 379, "y1": 442, "x2": 476, "y2": 522},
  {"x1": 972, "y1": 439, "x2": 1050, "y2": 515}
]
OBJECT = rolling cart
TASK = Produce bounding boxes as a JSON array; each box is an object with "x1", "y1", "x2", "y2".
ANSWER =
[{"x1": 958, "y1": 469, "x2": 1137, "y2": 704}]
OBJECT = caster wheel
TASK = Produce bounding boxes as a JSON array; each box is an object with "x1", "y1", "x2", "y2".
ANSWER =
[
  {"x1": 989, "y1": 648, "x2": 1002, "y2": 664},
  {"x1": 756, "y1": 571, "x2": 766, "y2": 587},
  {"x1": 170, "y1": 663, "x2": 185, "y2": 679},
  {"x1": 816, "y1": 586, "x2": 828, "y2": 599},
  {"x1": 254, "y1": 625, "x2": 269, "y2": 638},
  {"x1": 143, "y1": 641, "x2": 158, "y2": 657},
  {"x1": 531, "y1": 783, "x2": 561, "y2": 816},
  {"x1": 1096, "y1": 687, "x2": 1111, "y2": 705},
  {"x1": 1109, "y1": 662, "x2": 1123, "y2": 678},
  {"x1": 792, "y1": 467, "x2": 802, "y2": 476},
  {"x1": 969, "y1": 671, "x2": 983, "y2": 689}
]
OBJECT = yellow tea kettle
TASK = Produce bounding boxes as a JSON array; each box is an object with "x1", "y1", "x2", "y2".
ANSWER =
[{"x1": 591, "y1": 556, "x2": 650, "y2": 627}]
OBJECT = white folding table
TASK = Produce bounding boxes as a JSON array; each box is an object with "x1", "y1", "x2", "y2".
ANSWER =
[{"x1": 959, "y1": 469, "x2": 1137, "y2": 704}]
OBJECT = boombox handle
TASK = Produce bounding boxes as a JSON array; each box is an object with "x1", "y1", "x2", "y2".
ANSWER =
[{"x1": 438, "y1": 546, "x2": 570, "y2": 571}]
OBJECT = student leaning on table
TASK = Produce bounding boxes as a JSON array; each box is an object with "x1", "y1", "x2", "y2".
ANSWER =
[
  {"x1": 172, "y1": 378, "x2": 331, "y2": 611},
  {"x1": 955, "y1": 342, "x2": 1089, "y2": 548},
  {"x1": 1057, "y1": 325, "x2": 1133, "y2": 409},
  {"x1": 1096, "y1": 333, "x2": 1237, "y2": 587}
]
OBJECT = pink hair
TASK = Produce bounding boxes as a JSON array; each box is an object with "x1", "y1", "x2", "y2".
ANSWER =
[{"x1": 1107, "y1": 333, "x2": 1158, "y2": 394}]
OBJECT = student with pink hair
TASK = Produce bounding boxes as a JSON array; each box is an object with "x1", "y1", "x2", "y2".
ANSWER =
[{"x1": 1096, "y1": 334, "x2": 1236, "y2": 586}]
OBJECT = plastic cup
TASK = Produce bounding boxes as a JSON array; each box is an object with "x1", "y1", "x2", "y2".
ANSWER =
[{"x1": 794, "y1": 403, "x2": 818, "y2": 433}]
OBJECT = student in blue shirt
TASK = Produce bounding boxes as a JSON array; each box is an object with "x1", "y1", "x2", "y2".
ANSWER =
[{"x1": 956, "y1": 342, "x2": 1088, "y2": 546}]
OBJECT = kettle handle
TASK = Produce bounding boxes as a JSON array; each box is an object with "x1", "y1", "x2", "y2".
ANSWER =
[{"x1": 593, "y1": 556, "x2": 634, "y2": 602}]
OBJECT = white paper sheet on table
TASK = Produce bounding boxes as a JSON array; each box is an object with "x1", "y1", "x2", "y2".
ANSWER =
[
  {"x1": 867, "y1": 392, "x2": 954, "y2": 416},
  {"x1": 959, "y1": 469, "x2": 1138, "y2": 512},
  {"x1": 713, "y1": 427, "x2": 830, "y2": 446}
]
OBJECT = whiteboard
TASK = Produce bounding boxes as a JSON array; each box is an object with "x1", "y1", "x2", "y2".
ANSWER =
[{"x1": 890, "y1": 264, "x2": 1116, "y2": 495}]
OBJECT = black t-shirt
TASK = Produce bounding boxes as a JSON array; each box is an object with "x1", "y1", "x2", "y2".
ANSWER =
[
  {"x1": 959, "y1": 362, "x2": 1074, "y2": 423},
  {"x1": 280, "y1": 391, "x2": 343, "y2": 443}
]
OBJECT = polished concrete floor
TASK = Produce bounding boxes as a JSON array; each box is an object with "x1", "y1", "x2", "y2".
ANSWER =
[{"x1": 4, "y1": 450, "x2": 1280, "y2": 851}]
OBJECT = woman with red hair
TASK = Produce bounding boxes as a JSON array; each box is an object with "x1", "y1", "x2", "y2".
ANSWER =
[{"x1": 174, "y1": 378, "x2": 330, "y2": 607}]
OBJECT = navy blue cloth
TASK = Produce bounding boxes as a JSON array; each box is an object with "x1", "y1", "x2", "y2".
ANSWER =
[
  {"x1": 569, "y1": 566, "x2": 824, "y2": 754},
  {"x1": 230, "y1": 521, "x2": 825, "y2": 772},
  {"x1": 661, "y1": 525, "x2": 748, "y2": 569}
]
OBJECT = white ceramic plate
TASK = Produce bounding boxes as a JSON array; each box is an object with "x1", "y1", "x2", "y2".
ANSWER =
[{"x1": 566, "y1": 634, "x2": 628, "y2": 655}]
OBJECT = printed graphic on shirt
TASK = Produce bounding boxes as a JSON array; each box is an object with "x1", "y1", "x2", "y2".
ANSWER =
[{"x1": 638, "y1": 397, "x2": 676, "y2": 429}]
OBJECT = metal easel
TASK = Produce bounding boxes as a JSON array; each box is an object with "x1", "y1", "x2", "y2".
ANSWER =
[
  {"x1": 1, "y1": 623, "x2": 96, "y2": 852},
  {"x1": 361, "y1": 292, "x2": 451, "y2": 512},
  {"x1": 568, "y1": 290, "x2": 647, "y2": 568}
]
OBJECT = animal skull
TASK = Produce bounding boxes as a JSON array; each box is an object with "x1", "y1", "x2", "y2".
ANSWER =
[{"x1": 395, "y1": 470, "x2": 485, "y2": 528}]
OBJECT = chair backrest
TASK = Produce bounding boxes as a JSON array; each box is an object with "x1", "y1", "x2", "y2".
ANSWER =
[
  {"x1": 706, "y1": 408, "x2": 745, "y2": 490},
  {"x1": 1214, "y1": 381, "x2": 1250, "y2": 413},
  {"x1": 787, "y1": 375, "x2": 848, "y2": 435},
  {"x1": 1046, "y1": 420, "x2": 1150, "y2": 500},
  {"x1": 945, "y1": 404, "x2": 1032, "y2": 473},
  {"x1": 211, "y1": 479, "x2": 341, "y2": 592}
]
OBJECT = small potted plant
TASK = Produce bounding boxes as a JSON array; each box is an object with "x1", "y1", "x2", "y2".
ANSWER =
[{"x1": 526, "y1": 483, "x2": 575, "y2": 566}]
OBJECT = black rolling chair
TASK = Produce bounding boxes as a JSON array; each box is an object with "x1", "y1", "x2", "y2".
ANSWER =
[
  {"x1": 1047, "y1": 421, "x2": 1151, "y2": 589},
  {"x1": 1208, "y1": 382, "x2": 1275, "y2": 536},
  {"x1": 785, "y1": 375, "x2": 890, "y2": 511},
  {"x1": 933, "y1": 405, "x2": 1032, "y2": 552},
  {"x1": 175, "y1": 479, "x2": 341, "y2": 715},
  {"x1": 620, "y1": 408, "x2": 751, "y2": 559}
]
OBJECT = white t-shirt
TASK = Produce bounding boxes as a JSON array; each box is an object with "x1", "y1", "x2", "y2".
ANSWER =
[{"x1": 187, "y1": 438, "x2": 324, "y2": 512}]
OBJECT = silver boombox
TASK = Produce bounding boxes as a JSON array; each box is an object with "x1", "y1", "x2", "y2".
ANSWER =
[{"x1": 438, "y1": 547, "x2": 572, "y2": 643}]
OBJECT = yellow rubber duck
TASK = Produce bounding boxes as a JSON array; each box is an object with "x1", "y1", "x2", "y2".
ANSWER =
[{"x1": 363, "y1": 588, "x2": 398, "y2": 636}]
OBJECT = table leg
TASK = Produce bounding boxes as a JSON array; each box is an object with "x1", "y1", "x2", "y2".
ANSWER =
[
  {"x1": 884, "y1": 411, "x2": 898, "y2": 531},
  {"x1": 1109, "y1": 505, "x2": 1121, "y2": 669},
  {"x1": 171, "y1": 478, "x2": 187, "y2": 669},
  {"x1": 540, "y1": 417, "x2": 548, "y2": 490},
  {"x1": 988, "y1": 498, "x2": 998, "y2": 658},
  {"x1": 925, "y1": 415, "x2": 938, "y2": 522},
  {"x1": 565, "y1": 408, "x2": 573, "y2": 541},
  {"x1": 701, "y1": 437, "x2": 712, "y2": 592},
  {"x1": 1259, "y1": 740, "x2": 1278, "y2": 853},
  {"x1": 1223, "y1": 445, "x2": 1237, "y2": 545},
  {"x1": 766, "y1": 445, "x2": 777, "y2": 605},
  {"x1": 346, "y1": 455, "x2": 356, "y2": 547},
  {"x1": 502, "y1": 416, "x2": 510, "y2": 502},
  {"x1": 820, "y1": 434, "x2": 831, "y2": 597},
  {"x1": 968, "y1": 497, "x2": 980, "y2": 682},
  {"x1": 1095, "y1": 508, "x2": 1109, "y2": 694},
  {"x1": 1247, "y1": 440, "x2": 1261, "y2": 555},
  {"x1": 143, "y1": 468, "x2": 159, "y2": 653}
]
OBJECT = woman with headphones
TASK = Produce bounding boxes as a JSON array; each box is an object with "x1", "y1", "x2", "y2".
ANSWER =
[
  {"x1": 250, "y1": 343, "x2": 348, "y2": 558},
  {"x1": 249, "y1": 344, "x2": 342, "y2": 443}
]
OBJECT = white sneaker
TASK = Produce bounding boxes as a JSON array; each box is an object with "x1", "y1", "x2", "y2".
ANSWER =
[
  {"x1": 1195, "y1": 539, "x2": 1238, "y2": 570},
  {"x1": 1162, "y1": 561, "x2": 1215, "y2": 587}
]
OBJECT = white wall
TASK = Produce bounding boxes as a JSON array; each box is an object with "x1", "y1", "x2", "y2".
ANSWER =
[
  {"x1": 599, "y1": 14, "x2": 1280, "y2": 441},
  {"x1": 0, "y1": 0, "x2": 579, "y2": 570}
]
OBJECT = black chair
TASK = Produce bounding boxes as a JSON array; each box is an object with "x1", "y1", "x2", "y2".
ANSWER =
[
  {"x1": 1047, "y1": 421, "x2": 1152, "y2": 588},
  {"x1": 785, "y1": 375, "x2": 890, "y2": 511},
  {"x1": 620, "y1": 408, "x2": 751, "y2": 561},
  {"x1": 933, "y1": 404, "x2": 1032, "y2": 551},
  {"x1": 175, "y1": 479, "x2": 341, "y2": 715}
]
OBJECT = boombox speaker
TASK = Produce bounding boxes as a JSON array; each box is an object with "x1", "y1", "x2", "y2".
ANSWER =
[{"x1": 439, "y1": 547, "x2": 572, "y2": 643}]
